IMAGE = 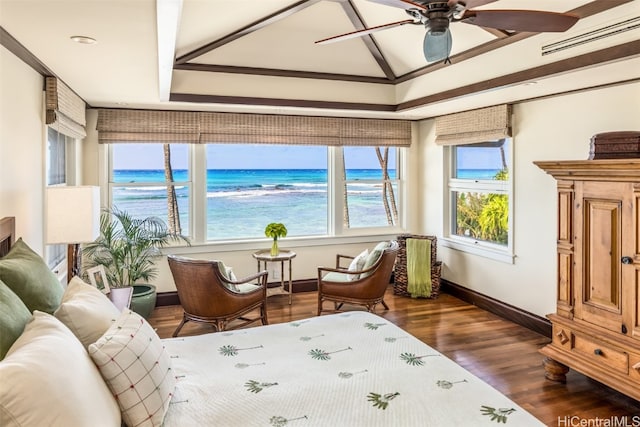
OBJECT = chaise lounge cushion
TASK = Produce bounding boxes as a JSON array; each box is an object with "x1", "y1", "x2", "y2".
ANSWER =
[
  {"x1": 54, "y1": 276, "x2": 120, "y2": 349},
  {"x1": 89, "y1": 309, "x2": 176, "y2": 427},
  {"x1": 0, "y1": 238, "x2": 64, "y2": 314},
  {"x1": 0, "y1": 311, "x2": 121, "y2": 427},
  {"x1": 0, "y1": 279, "x2": 31, "y2": 360}
]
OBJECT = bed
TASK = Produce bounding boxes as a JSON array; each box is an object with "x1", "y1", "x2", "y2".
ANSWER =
[{"x1": 0, "y1": 216, "x2": 545, "y2": 426}]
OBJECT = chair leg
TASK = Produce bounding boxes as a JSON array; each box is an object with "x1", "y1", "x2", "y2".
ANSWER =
[
  {"x1": 381, "y1": 299, "x2": 389, "y2": 310},
  {"x1": 261, "y1": 303, "x2": 269, "y2": 325},
  {"x1": 172, "y1": 315, "x2": 188, "y2": 337}
]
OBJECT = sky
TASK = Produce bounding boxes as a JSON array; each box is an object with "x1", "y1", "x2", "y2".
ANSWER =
[{"x1": 112, "y1": 144, "x2": 396, "y2": 170}]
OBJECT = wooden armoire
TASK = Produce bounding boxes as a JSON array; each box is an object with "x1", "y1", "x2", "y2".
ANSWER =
[{"x1": 535, "y1": 159, "x2": 640, "y2": 401}]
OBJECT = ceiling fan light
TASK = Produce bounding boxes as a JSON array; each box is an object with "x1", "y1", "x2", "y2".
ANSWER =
[{"x1": 424, "y1": 28, "x2": 452, "y2": 63}]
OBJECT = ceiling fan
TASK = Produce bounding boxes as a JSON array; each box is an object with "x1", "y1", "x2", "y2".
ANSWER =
[{"x1": 315, "y1": 0, "x2": 580, "y2": 63}]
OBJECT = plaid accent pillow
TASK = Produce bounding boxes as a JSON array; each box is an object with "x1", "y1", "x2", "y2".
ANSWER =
[{"x1": 89, "y1": 310, "x2": 176, "y2": 427}]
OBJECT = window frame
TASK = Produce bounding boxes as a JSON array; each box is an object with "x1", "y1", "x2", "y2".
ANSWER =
[
  {"x1": 45, "y1": 128, "x2": 76, "y2": 276},
  {"x1": 108, "y1": 143, "x2": 193, "y2": 238},
  {"x1": 105, "y1": 143, "x2": 406, "y2": 246},
  {"x1": 441, "y1": 139, "x2": 514, "y2": 264}
]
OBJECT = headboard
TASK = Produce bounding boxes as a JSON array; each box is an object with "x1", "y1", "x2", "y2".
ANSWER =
[{"x1": 0, "y1": 216, "x2": 16, "y2": 257}]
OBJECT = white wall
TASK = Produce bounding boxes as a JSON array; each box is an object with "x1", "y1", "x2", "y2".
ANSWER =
[
  {"x1": 0, "y1": 46, "x2": 45, "y2": 253},
  {"x1": 419, "y1": 82, "x2": 640, "y2": 317}
]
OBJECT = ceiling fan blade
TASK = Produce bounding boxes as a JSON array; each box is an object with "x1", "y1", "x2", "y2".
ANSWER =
[
  {"x1": 455, "y1": 0, "x2": 498, "y2": 9},
  {"x1": 366, "y1": 0, "x2": 426, "y2": 10},
  {"x1": 315, "y1": 19, "x2": 415, "y2": 45},
  {"x1": 423, "y1": 28, "x2": 453, "y2": 62},
  {"x1": 461, "y1": 9, "x2": 579, "y2": 32}
]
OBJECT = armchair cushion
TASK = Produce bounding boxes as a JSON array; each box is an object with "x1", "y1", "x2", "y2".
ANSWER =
[
  {"x1": 321, "y1": 272, "x2": 353, "y2": 283},
  {"x1": 237, "y1": 283, "x2": 261, "y2": 293},
  {"x1": 361, "y1": 241, "x2": 391, "y2": 278},
  {"x1": 214, "y1": 260, "x2": 239, "y2": 292},
  {"x1": 347, "y1": 249, "x2": 368, "y2": 280}
]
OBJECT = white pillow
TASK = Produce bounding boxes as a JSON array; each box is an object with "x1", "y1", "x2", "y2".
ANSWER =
[
  {"x1": 54, "y1": 276, "x2": 120, "y2": 348},
  {"x1": 0, "y1": 311, "x2": 121, "y2": 427},
  {"x1": 89, "y1": 309, "x2": 176, "y2": 427},
  {"x1": 215, "y1": 260, "x2": 239, "y2": 292},
  {"x1": 347, "y1": 249, "x2": 369, "y2": 280}
]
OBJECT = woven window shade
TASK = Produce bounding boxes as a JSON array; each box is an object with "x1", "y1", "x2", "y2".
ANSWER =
[
  {"x1": 97, "y1": 109, "x2": 411, "y2": 147},
  {"x1": 435, "y1": 104, "x2": 512, "y2": 146},
  {"x1": 97, "y1": 109, "x2": 200, "y2": 143},
  {"x1": 45, "y1": 77, "x2": 87, "y2": 139}
]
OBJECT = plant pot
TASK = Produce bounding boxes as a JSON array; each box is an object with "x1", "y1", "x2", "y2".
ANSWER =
[{"x1": 130, "y1": 284, "x2": 157, "y2": 319}]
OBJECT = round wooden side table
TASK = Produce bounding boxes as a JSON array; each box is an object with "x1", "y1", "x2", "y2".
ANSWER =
[{"x1": 252, "y1": 249, "x2": 296, "y2": 305}]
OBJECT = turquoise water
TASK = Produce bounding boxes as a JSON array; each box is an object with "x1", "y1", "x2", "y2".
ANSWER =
[
  {"x1": 113, "y1": 169, "x2": 396, "y2": 239},
  {"x1": 112, "y1": 168, "x2": 498, "y2": 239}
]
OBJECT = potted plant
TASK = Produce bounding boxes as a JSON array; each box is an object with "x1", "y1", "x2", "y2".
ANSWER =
[
  {"x1": 83, "y1": 208, "x2": 189, "y2": 318},
  {"x1": 264, "y1": 222, "x2": 287, "y2": 256}
]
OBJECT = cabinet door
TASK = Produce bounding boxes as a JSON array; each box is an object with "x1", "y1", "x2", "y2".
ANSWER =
[{"x1": 573, "y1": 181, "x2": 635, "y2": 334}]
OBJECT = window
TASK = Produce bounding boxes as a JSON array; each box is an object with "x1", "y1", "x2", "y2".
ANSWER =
[
  {"x1": 444, "y1": 139, "x2": 513, "y2": 262},
  {"x1": 45, "y1": 128, "x2": 73, "y2": 269},
  {"x1": 111, "y1": 144, "x2": 190, "y2": 235},
  {"x1": 343, "y1": 146, "x2": 399, "y2": 229},
  {"x1": 107, "y1": 143, "x2": 403, "y2": 243}
]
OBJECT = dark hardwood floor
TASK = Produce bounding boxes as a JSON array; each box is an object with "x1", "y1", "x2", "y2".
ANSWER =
[{"x1": 148, "y1": 287, "x2": 640, "y2": 426}]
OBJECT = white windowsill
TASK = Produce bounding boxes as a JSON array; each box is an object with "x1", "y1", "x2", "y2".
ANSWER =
[
  {"x1": 440, "y1": 237, "x2": 515, "y2": 264},
  {"x1": 161, "y1": 229, "x2": 405, "y2": 256}
]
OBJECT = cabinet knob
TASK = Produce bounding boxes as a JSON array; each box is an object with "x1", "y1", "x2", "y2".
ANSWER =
[
  {"x1": 621, "y1": 256, "x2": 633, "y2": 264},
  {"x1": 594, "y1": 349, "x2": 603, "y2": 356}
]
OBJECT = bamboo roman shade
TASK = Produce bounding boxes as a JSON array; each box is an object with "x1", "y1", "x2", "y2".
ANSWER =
[
  {"x1": 97, "y1": 109, "x2": 412, "y2": 147},
  {"x1": 45, "y1": 77, "x2": 87, "y2": 139},
  {"x1": 435, "y1": 104, "x2": 512, "y2": 145}
]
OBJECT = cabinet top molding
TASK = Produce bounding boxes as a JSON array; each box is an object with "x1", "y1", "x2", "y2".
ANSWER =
[{"x1": 534, "y1": 159, "x2": 640, "y2": 181}]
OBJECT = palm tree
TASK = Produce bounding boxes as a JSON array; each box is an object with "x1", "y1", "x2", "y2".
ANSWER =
[
  {"x1": 340, "y1": 151, "x2": 350, "y2": 227},
  {"x1": 163, "y1": 144, "x2": 181, "y2": 234},
  {"x1": 375, "y1": 147, "x2": 398, "y2": 225}
]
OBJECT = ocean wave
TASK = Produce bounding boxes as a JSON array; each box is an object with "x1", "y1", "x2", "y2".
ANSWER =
[
  {"x1": 117, "y1": 185, "x2": 186, "y2": 192},
  {"x1": 207, "y1": 188, "x2": 327, "y2": 198}
]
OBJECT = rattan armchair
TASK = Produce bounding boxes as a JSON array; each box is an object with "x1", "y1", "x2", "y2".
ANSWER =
[
  {"x1": 167, "y1": 255, "x2": 268, "y2": 337},
  {"x1": 317, "y1": 241, "x2": 399, "y2": 315}
]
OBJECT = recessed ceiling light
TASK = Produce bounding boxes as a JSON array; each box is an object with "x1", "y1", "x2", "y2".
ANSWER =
[{"x1": 70, "y1": 35, "x2": 97, "y2": 45}]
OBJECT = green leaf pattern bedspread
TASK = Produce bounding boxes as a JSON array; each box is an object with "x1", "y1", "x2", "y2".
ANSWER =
[{"x1": 162, "y1": 312, "x2": 544, "y2": 426}]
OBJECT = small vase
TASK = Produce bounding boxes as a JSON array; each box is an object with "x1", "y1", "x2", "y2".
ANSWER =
[{"x1": 270, "y1": 238, "x2": 279, "y2": 256}]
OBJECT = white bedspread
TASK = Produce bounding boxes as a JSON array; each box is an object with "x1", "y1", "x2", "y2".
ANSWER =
[{"x1": 162, "y1": 312, "x2": 543, "y2": 426}]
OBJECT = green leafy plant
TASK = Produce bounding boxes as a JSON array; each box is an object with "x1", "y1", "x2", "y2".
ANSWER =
[
  {"x1": 455, "y1": 169, "x2": 509, "y2": 245},
  {"x1": 265, "y1": 222, "x2": 288, "y2": 240},
  {"x1": 82, "y1": 208, "x2": 189, "y2": 287}
]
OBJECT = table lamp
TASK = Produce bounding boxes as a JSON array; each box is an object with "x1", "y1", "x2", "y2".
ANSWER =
[{"x1": 46, "y1": 186, "x2": 100, "y2": 282}]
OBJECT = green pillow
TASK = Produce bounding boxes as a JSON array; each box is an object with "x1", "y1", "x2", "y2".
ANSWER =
[
  {"x1": 0, "y1": 278, "x2": 32, "y2": 359},
  {"x1": 0, "y1": 238, "x2": 64, "y2": 314}
]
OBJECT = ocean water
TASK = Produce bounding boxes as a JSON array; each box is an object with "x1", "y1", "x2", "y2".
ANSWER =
[
  {"x1": 112, "y1": 168, "x2": 498, "y2": 239},
  {"x1": 113, "y1": 169, "x2": 397, "y2": 239}
]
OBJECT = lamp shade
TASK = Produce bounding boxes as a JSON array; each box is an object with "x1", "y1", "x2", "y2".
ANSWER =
[{"x1": 46, "y1": 186, "x2": 100, "y2": 244}]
